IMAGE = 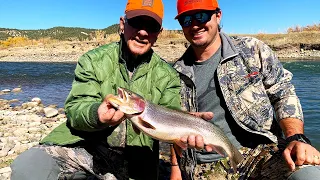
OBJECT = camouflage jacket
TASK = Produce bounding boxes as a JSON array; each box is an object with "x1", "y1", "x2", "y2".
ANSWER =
[{"x1": 173, "y1": 32, "x2": 304, "y2": 144}]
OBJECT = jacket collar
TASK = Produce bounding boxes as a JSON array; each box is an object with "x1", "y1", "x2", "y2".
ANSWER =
[
  {"x1": 220, "y1": 32, "x2": 239, "y2": 63},
  {"x1": 174, "y1": 32, "x2": 239, "y2": 76}
]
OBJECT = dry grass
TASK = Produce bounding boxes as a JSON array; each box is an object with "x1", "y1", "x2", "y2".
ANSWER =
[
  {"x1": 1, "y1": 26, "x2": 319, "y2": 52},
  {"x1": 287, "y1": 23, "x2": 320, "y2": 33},
  {"x1": 158, "y1": 30, "x2": 185, "y2": 39},
  {"x1": 228, "y1": 31, "x2": 320, "y2": 50},
  {"x1": 90, "y1": 30, "x2": 106, "y2": 41},
  {"x1": 0, "y1": 37, "x2": 59, "y2": 49}
]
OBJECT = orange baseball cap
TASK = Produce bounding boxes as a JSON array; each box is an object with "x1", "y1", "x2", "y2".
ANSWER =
[
  {"x1": 125, "y1": 0, "x2": 164, "y2": 26},
  {"x1": 175, "y1": 0, "x2": 219, "y2": 19}
]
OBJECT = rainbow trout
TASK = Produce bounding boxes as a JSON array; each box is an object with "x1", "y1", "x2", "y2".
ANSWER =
[{"x1": 108, "y1": 87, "x2": 244, "y2": 171}]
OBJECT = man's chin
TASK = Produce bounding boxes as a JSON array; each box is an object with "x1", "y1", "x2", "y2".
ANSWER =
[
  {"x1": 129, "y1": 46, "x2": 151, "y2": 56},
  {"x1": 130, "y1": 49, "x2": 147, "y2": 57},
  {"x1": 191, "y1": 41, "x2": 207, "y2": 48}
]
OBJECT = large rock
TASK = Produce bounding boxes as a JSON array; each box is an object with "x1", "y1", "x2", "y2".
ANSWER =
[
  {"x1": 12, "y1": 88, "x2": 22, "y2": 93},
  {"x1": 31, "y1": 97, "x2": 42, "y2": 105},
  {"x1": 43, "y1": 107, "x2": 59, "y2": 118},
  {"x1": 1, "y1": 89, "x2": 10, "y2": 93}
]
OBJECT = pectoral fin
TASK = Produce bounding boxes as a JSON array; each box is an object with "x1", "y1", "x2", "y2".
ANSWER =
[
  {"x1": 138, "y1": 117, "x2": 156, "y2": 130},
  {"x1": 132, "y1": 124, "x2": 141, "y2": 134}
]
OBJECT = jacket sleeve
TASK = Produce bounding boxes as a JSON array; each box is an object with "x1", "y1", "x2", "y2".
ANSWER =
[
  {"x1": 157, "y1": 65, "x2": 182, "y2": 111},
  {"x1": 255, "y1": 39, "x2": 304, "y2": 122},
  {"x1": 64, "y1": 54, "x2": 107, "y2": 132}
]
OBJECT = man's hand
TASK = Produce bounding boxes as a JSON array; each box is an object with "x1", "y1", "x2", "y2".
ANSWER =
[
  {"x1": 97, "y1": 94, "x2": 126, "y2": 126},
  {"x1": 280, "y1": 118, "x2": 320, "y2": 170},
  {"x1": 178, "y1": 112, "x2": 214, "y2": 152},
  {"x1": 283, "y1": 141, "x2": 320, "y2": 171}
]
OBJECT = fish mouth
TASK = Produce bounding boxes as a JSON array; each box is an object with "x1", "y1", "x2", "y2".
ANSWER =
[
  {"x1": 108, "y1": 96, "x2": 122, "y2": 109},
  {"x1": 117, "y1": 87, "x2": 144, "y2": 100},
  {"x1": 107, "y1": 87, "x2": 146, "y2": 115},
  {"x1": 117, "y1": 88, "x2": 127, "y2": 103},
  {"x1": 117, "y1": 87, "x2": 133, "y2": 105}
]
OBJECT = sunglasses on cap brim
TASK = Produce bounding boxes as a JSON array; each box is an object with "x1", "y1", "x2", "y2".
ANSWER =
[
  {"x1": 178, "y1": 10, "x2": 220, "y2": 28},
  {"x1": 126, "y1": 16, "x2": 162, "y2": 33}
]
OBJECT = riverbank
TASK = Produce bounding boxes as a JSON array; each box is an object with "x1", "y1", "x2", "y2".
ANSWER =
[
  {"x1": 0, "y1": 97, "x2": 67, "y2": 179},
  {"x1": 0, "y1": 94, "x2": 172, "y2": 179},
  {"x1": 1, "y1": 38, "x2": 320, "y2": 63}
]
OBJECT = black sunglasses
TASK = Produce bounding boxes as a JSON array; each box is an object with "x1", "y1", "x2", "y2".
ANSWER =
[
  {"x1": 178, "y1": 10, "x2": 219, "y2": 28},
  {"x1": 126, "y1": 16, "x2": 161, "y2": 33}
]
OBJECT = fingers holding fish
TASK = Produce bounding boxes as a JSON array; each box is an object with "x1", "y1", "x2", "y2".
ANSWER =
[
  {"x1": 186, "y1": 134, "x2": 200, "y2": 149},
  {"x1": 189, "y1": 112, "x2": 214, "y2": 121},
  {"x1": 98, "y1": 94, "x2": 126, "y2": 126},
  {"x1": 179, "y1": 134, "x2": 209, "y2": 150},
  {"x1": 178, "y1": 135, "x2": 189, "y2": 150},
  {"x1": 204, "y1": 144, "x2": 213, "y2": 152}
]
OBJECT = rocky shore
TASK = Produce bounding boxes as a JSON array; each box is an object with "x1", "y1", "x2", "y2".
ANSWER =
[{"x1": 0, "y1": 92, "x2": 67, "y2": 179}]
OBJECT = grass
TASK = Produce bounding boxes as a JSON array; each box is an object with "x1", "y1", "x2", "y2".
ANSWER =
[
  {"x1": 0, "y1": 158, "x2": 14, "y2": 168},
  {"x1": 250, "y1": 31, "x2": 320, "y2": 46}
]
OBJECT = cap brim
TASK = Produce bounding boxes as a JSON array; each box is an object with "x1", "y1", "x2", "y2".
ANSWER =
[
  {"x1": 126, "y1": 9, "x2": 162, "y2": 26},
  {"x1": 175, "y1": 7, "x2": 218, "y2": 19}
]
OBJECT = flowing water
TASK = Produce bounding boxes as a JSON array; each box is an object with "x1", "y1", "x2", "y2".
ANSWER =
[{"x1": 0, "y1": 60, "x2": 319, "y2": 149}]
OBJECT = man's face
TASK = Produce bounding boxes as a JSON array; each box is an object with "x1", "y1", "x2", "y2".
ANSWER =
[
  {"x1": 120, "y1": 16, "x2": 162, "y2": 56},
  {"x1": 178, "y1": 10, "x2": 221, "y2": 48}
]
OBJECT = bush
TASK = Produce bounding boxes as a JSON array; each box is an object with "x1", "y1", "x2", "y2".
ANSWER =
[{"x1": 0, "y1": 36, "x2": 33, "y2": 47}]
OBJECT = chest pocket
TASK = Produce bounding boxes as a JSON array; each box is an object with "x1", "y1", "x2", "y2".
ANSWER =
[{"x1": 230, "y1": 71, "x2": 273, "y2": 127}]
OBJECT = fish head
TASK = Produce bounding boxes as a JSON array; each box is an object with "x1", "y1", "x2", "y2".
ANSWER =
[{"x1": 107, "y1": 87, "x2": 146, "y2": 115}]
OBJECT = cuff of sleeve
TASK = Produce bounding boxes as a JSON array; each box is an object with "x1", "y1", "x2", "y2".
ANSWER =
[
  {"x1": 276, "y1": 97, "x2": 304, "y2": 122},
  {"x1": 88, "y1": 103, "x2": 108, "y2": 129}
]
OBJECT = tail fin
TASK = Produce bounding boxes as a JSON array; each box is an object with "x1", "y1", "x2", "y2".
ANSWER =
[{"x1": 230, "y1": 146, "x2": 244, "y2": 172}]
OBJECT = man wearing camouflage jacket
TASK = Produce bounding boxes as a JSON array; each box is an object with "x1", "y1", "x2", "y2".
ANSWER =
[{"x1": 170, "y1": 0, "x2": 320, "y2": 179}]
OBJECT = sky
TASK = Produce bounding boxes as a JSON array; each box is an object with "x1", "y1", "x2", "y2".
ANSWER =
[{"x1": 0, "y1": 0, "x2": 319, "y2": 34}]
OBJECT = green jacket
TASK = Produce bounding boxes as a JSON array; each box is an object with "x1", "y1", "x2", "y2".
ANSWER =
[{"x1": 41, "y1": 39, "x2": 181, "y2": 179}]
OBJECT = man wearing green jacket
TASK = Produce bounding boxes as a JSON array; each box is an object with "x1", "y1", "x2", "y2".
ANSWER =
[{"x1": 10, "y1": 0, "x2": 181, "y2": 179}]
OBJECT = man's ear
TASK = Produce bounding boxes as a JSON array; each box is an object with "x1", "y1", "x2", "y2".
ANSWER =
[
  {"x1": 119, "y1": 16, "x2": 125, "y2": 34},
  {"x1": 216, "y1": 11, "x2": 222, "y2": 24}
]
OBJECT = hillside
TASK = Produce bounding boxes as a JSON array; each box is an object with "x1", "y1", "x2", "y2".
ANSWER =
[{"x1": 0, "y1": 24, "x2": 120, "y2": 41}]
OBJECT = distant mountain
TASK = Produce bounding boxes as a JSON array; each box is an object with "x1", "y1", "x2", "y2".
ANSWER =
[{"x1": 0, "y1": 24, "x2": 120, "y2": 41}]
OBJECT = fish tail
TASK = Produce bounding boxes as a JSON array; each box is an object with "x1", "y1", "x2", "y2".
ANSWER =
[{"x1": 230, "y1": 146, "x2": 244, "y2": 172}]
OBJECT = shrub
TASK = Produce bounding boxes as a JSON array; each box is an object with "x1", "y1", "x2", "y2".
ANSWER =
[{"x1": 0, "y1": 36, "x2": 33, "y2": 47}]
